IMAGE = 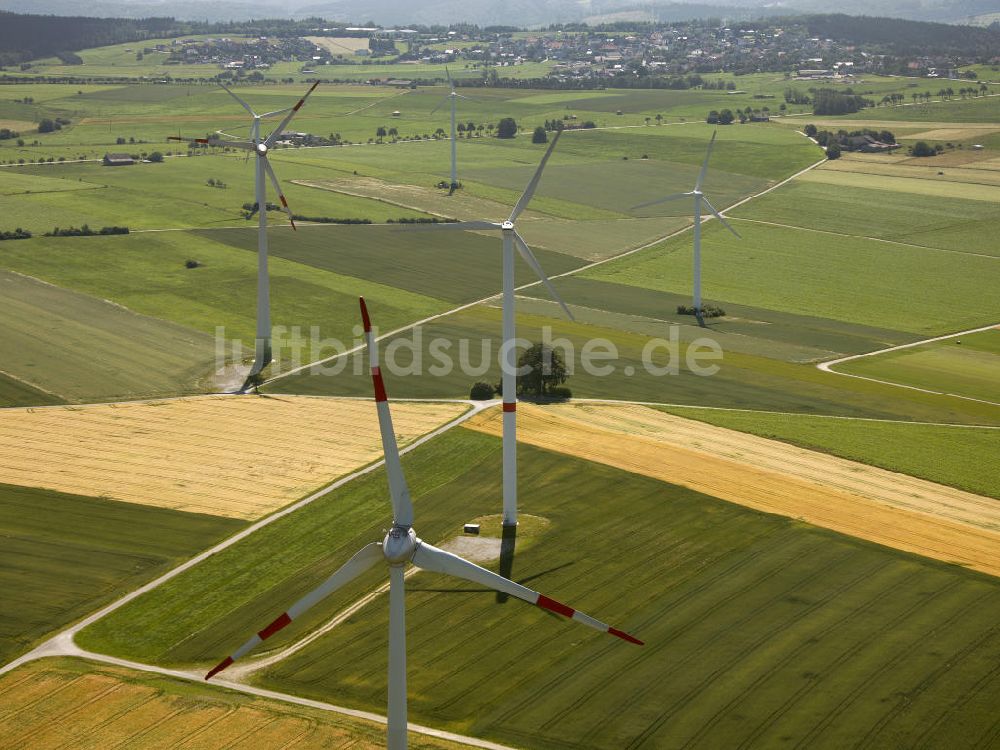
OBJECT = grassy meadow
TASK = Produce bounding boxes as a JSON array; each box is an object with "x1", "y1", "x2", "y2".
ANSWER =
[
  {"x1": 79, "y1": 428, "x2": 1000, "y2": 750},
  {"x1": 837, "y1": 329, "x2": 1000, "y2": 403},
  {"x1": 0, "y1": 483, "x2": 243, "y2": 663}
]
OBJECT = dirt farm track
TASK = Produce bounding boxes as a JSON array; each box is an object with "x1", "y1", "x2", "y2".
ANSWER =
[{"x1": 465, "y1": 403, "x2": 1000, "y2": 577}]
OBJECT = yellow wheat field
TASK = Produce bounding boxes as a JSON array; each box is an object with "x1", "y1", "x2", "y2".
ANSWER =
[
  {"x1": 464, "y1": 403, "x2": 1000, "y2": 577},
  {"x1": 0, "y1": 395, "x2": 467, "y2": 519},
  {"x1": 0, "y1": 659, "x2": 468, "y2": 750}
]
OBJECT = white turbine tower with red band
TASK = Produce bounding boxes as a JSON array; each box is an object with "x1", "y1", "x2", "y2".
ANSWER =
[
  {"x1": 203, "y1": 297, "x2": 641, "y2": 750},
  {"x1": 405, "y1": 128, "x2": 573, "y2": 529},
  {"x1": 632, "y1": 130, "x2": 740, "y2": 326},
  {"x1": 169, "y1": 81, "x2": 320, "y2": 388}
]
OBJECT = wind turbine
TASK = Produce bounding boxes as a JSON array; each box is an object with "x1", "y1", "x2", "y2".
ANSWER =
[
  {"x1": 632, "y1": 130, "x2": 740, "y2": 326},
  {"x1": 169, "y1": 81, "x2": 320, "y2": 389},
  {"x1": 204, "y1": 297, "x2": 642, "y2": 750},
  {"x1": 405, "y1": 128, "x2": 573, "y2": 530},
  {"x1": 430, "y1": 68, "x2": 467, "y2": 193}
]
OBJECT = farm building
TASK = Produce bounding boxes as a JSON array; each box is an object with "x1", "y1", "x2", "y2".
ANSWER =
[
  {"x1": 845, "y1": 135, "x2": 896, "y2": 153},
  {"x1": 102, "y1": 153, "x2": 135, "y2": 166}
]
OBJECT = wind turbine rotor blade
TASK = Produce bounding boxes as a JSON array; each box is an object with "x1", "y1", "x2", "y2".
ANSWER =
[
  {"x1": 167, "y1": 135, "x2": 215, "y2": 145},
  {"x1": 387, "y1": 565, "x2": 407, "y2": 750},
  {"x1": 702, "y1": 197, "x2": 741, "y2": 238},
  {"x1": 512, "y1": 231, "x2": 574, "y2": 321},
  {"x1": 429, "y1": 96, "x2": 450, "y2": 115},
  {"x1": 204, "y1": 542, "x2": 383, "y2": 680},
  {"x1": 262, "y1": 158, "x2": 297, "y2": 230},
  {"x1": 445, "y1": 65, "x2": 453, "y2": 87},
  {"x1": 411, "y1": 542, "x2": 643, "y2": 645},
  {"x1": 219, "y1": 82, "x2": 257, "y2": 116},
  {"x1": 695, "y1": 129, "x2": 717, "y2": 192},
  {"x1": 264, "y1": 81, "x2": 320, "y2": 149},
  {"x1": 359, "y1": 297, "x2": 415, "y2": 528},
  {"x1": 260, "y1": 106, "x2": 293, "y2": 118},
  {"x1": 630, "y1": 192, "x2": 691, "y2": 211},
  {"x1": 508, "y1": 128, "x2": 562, "y2": 222},
  {"x1": 394, "y1": 220, "x2": 500, "y2": 233}
]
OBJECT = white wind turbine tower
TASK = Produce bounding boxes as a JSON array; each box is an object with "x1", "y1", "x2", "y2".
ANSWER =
[
  {"x1": 170, "y1": 82, "x2": 320, "y2": 388},
  {"x1": 204, "y1": 297, "x2": 642, "y2": 750},
  {"x1": 408, "y1": 128, "x2": 573, "y2": 529},
  {"x1": 430, "y1": 68, "x2": 467, "y2": 193},
  {"x1": 633, "y1": 130, "x2": 740, "y2": 326}
]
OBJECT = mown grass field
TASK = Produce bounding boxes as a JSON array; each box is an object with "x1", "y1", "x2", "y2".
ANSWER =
[
  {"x1": 655, "y1": 406, "x2": 1000, "y2": 499},
  {"x1": 0, "y1": 482, "x2": 243, "y2": 663},
  {"x1": 269, "y1": 300, "x2": 1000, "y2": 427},
  {"x1": 79, "y1": 425, "x2": 1000, "y2": 750},
  {"x1": 585, "y1": 219, "x2": 1000, "y2": 335},
  {"x1": 0, "y1": 230, "x2": 450, "y2": 367},
  {"x1": 0, "y1": 270, "x2": 217, "y2": 402},
  {"x1": 838, "y1": 329, "x2": 1000, "y2": 403},
  {"x1": 0, "y1": 658, "x2": 467, "y2": 750},
  {"x1": 0, "y1": 396, "x2": 467, "y2": 519}
]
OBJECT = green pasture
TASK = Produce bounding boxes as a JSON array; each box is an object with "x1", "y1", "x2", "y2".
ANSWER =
[
  {"x1": 656, "y1": 406, "x2": 1000, "y2": 498},
  {"x1": 79, "y1": 427, "x2": 1000, "y2": 750},
  {"x1": 268, "y1": 303, "x2": 1000, "y2": 426},
  {"x1": 0, "y1": 483, "x2": 243, "y2": 663},
  {"x1": 0, "y1": 372, "x2": 64, "y2": 408},
  {"x1": 798, "y1": 168, "x2": 1000, "y2": 203},
  {"x1": 586, "y1": 220, "x2": 1000, "y2": 335},
  {"x1": 850, "y1": 94, "x2": 1000, "y2": 123},
  {"x1": 0, "y1": 270, "x2": 217, "y2": 403},
  {"x1": 0, "y1": 232, "x2": 450, "y2": 367},
  {"x1": 729, "y1": 179, "x2": 1000, "y2": 257},
  {"x1": 838, "y1": 329, "x2": 1000, "y2": 404},
  {"x1": 197, "y1": 223, "x2": 583, "y2": 305},
  {"x1": 0, "y1": 153, "x2": 431, "y2": 233}
]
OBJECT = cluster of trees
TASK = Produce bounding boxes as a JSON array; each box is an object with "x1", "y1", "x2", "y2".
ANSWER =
[
  {"x1": 37, "y1": 117, "x2": 71, "y2": 133},
  {"x1": 805, "y1": 14, "x2": 1000, "y2": 58},
  {"x1": 205, "y1": 177, "x2": 227, "y2": 189},
  {"x1": 0, "y1": 128, "x2": 20, "y2": 140},
  {"x1": 468, "y1": 343, "x2": 572, "y2": 400},
  {"x1": 44, "y1": 225, "x2": 129, "y2": 237},
  {"x1": 677, "y1": 304, "x2": 725, "y2": 318},
  {"x1": 911, "y1": 141, "x2": 945, "y2": 157},
  {"x1": 707, "y1": 106, "x2": 775, "y2": 124},
  {"x1": 812, "y1": 89, "x2": 874, "y2": 116},
  {"x1": 0, "y1": 228, "x2": 31, "y2": 241}
]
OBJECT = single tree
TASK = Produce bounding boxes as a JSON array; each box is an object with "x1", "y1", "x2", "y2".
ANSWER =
[
  {"x1": 496, "y1": 117, "x2": 518, "y2": 138},
  {"x1": 517, "y1": 343, "x2": 568, "y2": 397},
  {"x1": 826, "y1": 142, "x2": 841, "y2": 160},
  {"x1": 532, "y1": 125, "x2": 547, "y2": 144}
]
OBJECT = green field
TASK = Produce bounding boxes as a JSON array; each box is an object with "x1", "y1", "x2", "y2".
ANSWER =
[
  {"x1": 78, "y1": 428, "x2": 1000, "y2": 749},
  {"x1": 0, "y1": 483, "x2": 243, "y2": 663},
  {"x1": 0, "y1": 231, "x2": 451, "y2": 368},
  {"x1": 0, "y1": 270, "x2": 218, "y2": 402},
  {"x1": 656, "y1": 406, "x2": 1000, "y2": 499},
  {"x1": 729, "y1": 177, "x2": 1000, "y2": 257},
  {"x1": 585, "y1": 220, "x2": 1000, "y2": 335},
  {"x1": 838, "y1": 329, "x2": 1000, "y2": 404}
]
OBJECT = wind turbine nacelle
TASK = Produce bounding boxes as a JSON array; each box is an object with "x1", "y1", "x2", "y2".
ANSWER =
[
  {"x1": 383, "y1": 526, "x2": 418, "y2": 564},
  {"x1": 256, "y1": 143, "x2": 268, "y2": 155}
]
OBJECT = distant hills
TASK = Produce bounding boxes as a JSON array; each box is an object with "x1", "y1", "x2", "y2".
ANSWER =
[{"x1": 1, "y1": 0, "x2": 998, "y2": 25}]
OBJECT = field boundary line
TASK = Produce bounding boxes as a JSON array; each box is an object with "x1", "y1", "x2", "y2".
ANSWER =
[
  {"x1": 567, "y1": 398, "x2": 1000, "y2": 428},
  {"x1": 728, "y1": 217, "x2": 1000, "y2": 260},
  {"x1": 266, "y1": 140, "x2": 828, "y2": 386},
  {"x1": 13, "y1": 646, "x2": 516, "y2": 750},
  {"x1": 816, "y1": 323, "x2": 1000, "y2": 406},
  {"x1": 0, "y1": 399, "x2": 490, "y2": 675}
]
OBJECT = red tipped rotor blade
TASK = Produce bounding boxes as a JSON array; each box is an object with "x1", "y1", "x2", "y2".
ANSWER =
[{"x1": 411, "y1": 541, "x2": 643, "y2": 645}]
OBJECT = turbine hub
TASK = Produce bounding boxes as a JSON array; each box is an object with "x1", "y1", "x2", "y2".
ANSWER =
[
  {"x1": 383, "y1": 526, "x2": 418, "y2": 564},
  {"x1": 256, "y1": 143, "x2": 268, "y2": 155},
  {"x1": 501, "y1": 221, "x2": 514, "y2": 230}
]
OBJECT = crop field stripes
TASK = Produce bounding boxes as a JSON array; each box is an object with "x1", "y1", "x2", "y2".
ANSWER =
[
  {"x1": 683, "y1": 567, "x2": 923, "y2": 750},
  {"x1": 790, "y1": 581, "x2": 985, "y2": 749},
  {"x1": 729, "y1": 217, "x2": 1000, "y2": 260},
  {"x1": 619, "y1": 552, "x2": 888, "y2": 749},
  {"x1": 265, "y1": 135, "x2": 824, "y2": 387}
]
